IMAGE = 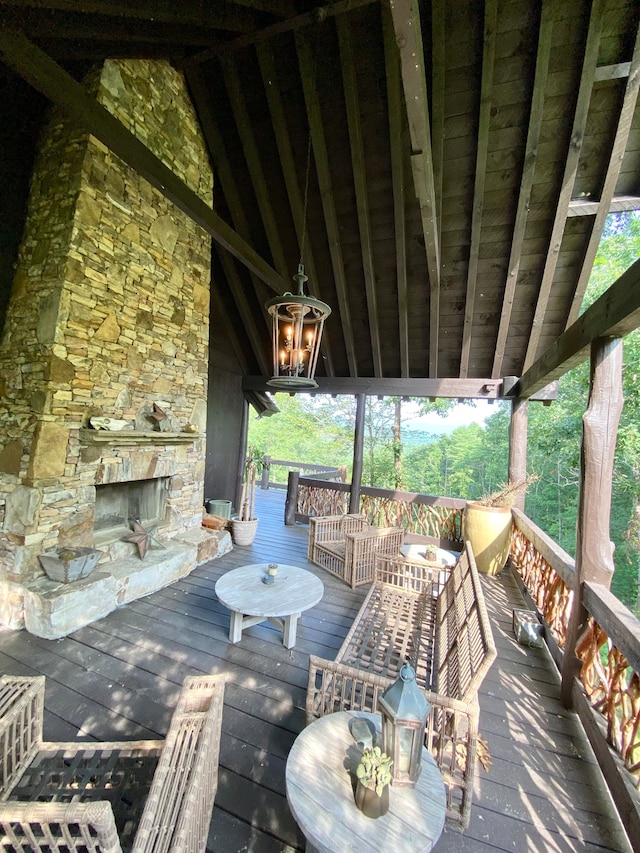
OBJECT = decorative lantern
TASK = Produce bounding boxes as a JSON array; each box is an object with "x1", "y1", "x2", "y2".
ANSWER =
[
  {"x1": 378, "y1": 661, "x2": 430, "y2": 787},
  {"x1": 265, "y1": 263, "x2": 331, "y2": 390}
]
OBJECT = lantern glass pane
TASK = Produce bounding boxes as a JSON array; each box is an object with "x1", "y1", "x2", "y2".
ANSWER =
[{"x1": 398, "y1": 726, "x2": 414, "y2": 773}]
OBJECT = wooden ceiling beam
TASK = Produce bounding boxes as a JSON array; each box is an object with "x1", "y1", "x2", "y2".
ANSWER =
[
  {"x1": 389, "y1": 0, "x2": 441, "y2": 378},
  {"x1": 510, "y1": 258, "x2": 640, "y2": 399},
  {"x1": 382, "y1": 3, "x2": 409, "y2": 378},
  {"x1": 194, "y1": 0, "x2": 379, "y2": 62},
  {"x1": 566, "y1": 21, "x2": 640, "y2": 328},
  {"x1": 221, "y1": 53, "x2": 290, "y2": 281},
  {"x1": 337, "y1": 15, "x2": 382, "y2": 377},
  {"x1": 459, "y1": 0, "x2": 497, "y2": 379},
  {"x1": 523, "y1": 0, "x2": 604, "y2": 371},
  {"x1": 430, "y1": 0, "x2": 445, "y2": 241},
  {"x1": 256, "y1": 40, "x2": 335, "y2": 377},
  {"x1": 296, "y1": 29, "x2": 358, "y2": 377},
  {"x1": 243, "y1": 374, "x2": 557, "y2": 400},
  {"x1": 567, "y1": 195, "x2": 640, "y2": 216},
  {"x1": 184, "y1": 62, "x2": 273, "y2": 373},
  {"x1": 0, "y1": 30, "x2": 285, "y2": 294},
  {"x1": 0, "y1": 0, "x2": 277, "y2": 31},
  {"x1": 492, "y1": 0, "x2": 554, "y2": 379}
]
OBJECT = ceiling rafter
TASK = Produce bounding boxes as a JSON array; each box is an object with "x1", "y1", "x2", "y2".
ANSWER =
[
  {"x1": 459, "y1": 0, "x2": 497, "y2": 379},
  {"x1": 295, "y1": 28, "x2": 358, "y2": 377},
  {"x1": 184, "y1": 63, "x2": 271, "y2": 375},
  {"x1": 568, "y1": 196, "x2": 640, "y2": 216},
  {"x1": 220, "y1": 52, "x2": 290, "y2": 281},
  {"x1": 566, "y1": 21, "x2": 640, "y2": 328},
  {"x1": 382, "y1": 3, "x2": 409, "y2": 378},
  {"x1": 430, "y1": 0, "x2": 445, "y2": 239},
  {"x1": 0, "y1": 0, "x2": 280, "y2": 30},
  {"x1": 492, "y1": 0, "x2": 554, "y2": 379},
  {"x1": 389, "y1": 0, "x2": 440, "y2": 377},
  {"x1": 0, "y1": 29, "x2": 285, "y2": 294},
  {"x1": 512, "y1": 258, "x2": 640, "y2": 399},
  {"x1": 523, "y1": 0, "x2": 604, "y2": 372},
  {"x1": 337, "y1": 14, "x2": 383, "y2": 377},
  {"x1": 255, "y1": 39, "x2": 335, "y2": 377},
  {"x1": 194, "y1": 0, "x2": 379, "y2": 62}
]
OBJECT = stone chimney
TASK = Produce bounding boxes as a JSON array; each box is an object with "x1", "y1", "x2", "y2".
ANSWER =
[{"x1": 0, "y1": 59, "x2": 228, "y2": 637}]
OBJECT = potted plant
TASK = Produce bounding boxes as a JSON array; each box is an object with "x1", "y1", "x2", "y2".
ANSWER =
[
  {"x1": 231, "y1": 446, "x2": 269, "y2": 546},
  {"x1": 354, "y1": 745, "x2": 393, "y2": 819},
  {"x1": 462, "y1": 474, "x2": 538, "y2": 575}
]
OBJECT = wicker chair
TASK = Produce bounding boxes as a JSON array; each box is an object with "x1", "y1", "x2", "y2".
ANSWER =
[
  {"x1": 0, "y1": 673, "x2": 225, "y2": 853},
  {"x1": 307, "y1": 513, "x2": 404, "y2": 587}
]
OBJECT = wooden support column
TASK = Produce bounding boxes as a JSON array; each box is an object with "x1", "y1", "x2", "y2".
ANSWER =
[
  {"x1": 284, "y1": 470, "x2": 300, "y2": 526},
  {"x1": 561, "y1": 337, "x2": 624, "y2": 707},
  {"x1": 349, "y1": 394, "x2": 366, "y2": 514},
  {"x1": 508, "y1": 398, "x2": 528, "y2": 512}
]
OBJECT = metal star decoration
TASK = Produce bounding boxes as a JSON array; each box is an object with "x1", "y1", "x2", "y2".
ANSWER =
[
  {"x1": 121, "y1": 519, "x2": 164, "y2": 560},
  {"x1": 150, "y1": 403, "x2": 171, "y2": 432}
]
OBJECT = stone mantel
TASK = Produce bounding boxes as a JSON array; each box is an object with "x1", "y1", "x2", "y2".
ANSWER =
[{"x1": 79, "y1": 430, "x2": 202, "y2": 446}]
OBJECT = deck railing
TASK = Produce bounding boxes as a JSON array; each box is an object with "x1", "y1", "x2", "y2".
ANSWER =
[
  {"x1": 260, "y1": 456, "x2": 347, "y2": 491},
  {"x1": 286, "y1": 474, "x2": 640, "y2": 848}
]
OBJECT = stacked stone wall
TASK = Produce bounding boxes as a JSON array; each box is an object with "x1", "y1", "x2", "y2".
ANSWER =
[{"x1": 0, "y1": 59, "x2": 213, "y2": 627}]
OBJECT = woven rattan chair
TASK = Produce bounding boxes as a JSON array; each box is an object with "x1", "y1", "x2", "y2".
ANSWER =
[
  {"x1": 307, "y1": 513, "x2": 404, "y2": 587},
  {"x1": 0, "y1": 673, "x2": 225, "y2": 853}
]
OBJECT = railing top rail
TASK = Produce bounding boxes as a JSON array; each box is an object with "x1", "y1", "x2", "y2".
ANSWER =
[
  {"x1": 265, "y1": 457, "x2": 342, "y2": 472},
  {"x1": 512, "y1": 507, "x2": 576, "y2": 590}
]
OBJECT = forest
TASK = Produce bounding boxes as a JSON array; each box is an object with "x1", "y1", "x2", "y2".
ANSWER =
[{"x1": 249, "y1": 213, "x2": 640, "y2": 613}]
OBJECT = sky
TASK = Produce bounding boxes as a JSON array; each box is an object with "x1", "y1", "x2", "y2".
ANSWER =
[{"x1": 402, "y1": 399, "x2": 503, "y2": 435}]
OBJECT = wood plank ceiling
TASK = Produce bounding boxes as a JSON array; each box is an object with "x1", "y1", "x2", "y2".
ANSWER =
[{"x1": 1, "y1": 0, "x2": 639, "y2": 392}]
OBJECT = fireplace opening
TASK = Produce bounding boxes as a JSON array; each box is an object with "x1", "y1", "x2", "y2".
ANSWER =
[{"x1": 94, "y1": 478, "x2": 169, "y2": 545}]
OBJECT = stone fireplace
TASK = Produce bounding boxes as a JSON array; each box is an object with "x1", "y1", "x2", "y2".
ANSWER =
[{"x1": 0, "y1": 59, "x2": 231, "y2": 638}]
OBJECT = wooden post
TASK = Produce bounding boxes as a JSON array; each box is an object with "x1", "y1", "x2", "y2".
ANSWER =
[
  {"x1": 561, "y1": 337, "x2": 624, "y2": 707},
  {"x1": 508, "y1": 397, "x2": 528, "y2": 512},
  {"x1": 284, "y1": 470, "x2": 299, "y2": 526},
  {"x1": 261, "y1": 455, "x2": 271, "y2": 490},
  {"x1": 235, "y1": 399, "x2": 250, "y2": 515},
  {"x1": 349, "y1": 394, "x2": 366, "y2": 514}
]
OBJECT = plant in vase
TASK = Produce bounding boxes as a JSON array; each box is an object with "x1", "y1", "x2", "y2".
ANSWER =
[
  {"x1": 354, "y1": 745, "x2": 393, "y2": 818},
  {"x1": 462, "y1": 473, "x2": 538, "y2": 575},
  {"x1": 231, "y1": 446, "x2": 269, "y2": 546}
]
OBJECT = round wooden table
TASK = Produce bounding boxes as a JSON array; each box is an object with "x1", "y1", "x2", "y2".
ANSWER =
[
  {"x1": 286, "y1": 711, "x2": 446, "y2": 853},
  {"x1": 214, "y1": 563, "x2": 324, "y2": 648}
]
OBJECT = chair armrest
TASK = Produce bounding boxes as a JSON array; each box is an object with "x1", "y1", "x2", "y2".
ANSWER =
[
  {"x1": 132, "y1": 674, "x2": 225, "y2": 853},
  {"x1": 0, "y1": 801, "x2": 122, "y2": 853},
  {"x1": 0, "y1": 675, "x2": 45, "y2": 796}
]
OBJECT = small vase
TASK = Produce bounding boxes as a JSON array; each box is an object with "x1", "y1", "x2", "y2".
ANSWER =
[{"x1": 354, "y1": 779, "x2": 389, "y2": 819}]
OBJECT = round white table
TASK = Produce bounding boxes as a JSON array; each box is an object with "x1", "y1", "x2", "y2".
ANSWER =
[
  {"x1": 214, "y1": 563, "x2": 324, "y2": 648},
  {"x1": 286, "y1": 711, "x2": 446, "y2": 853}
]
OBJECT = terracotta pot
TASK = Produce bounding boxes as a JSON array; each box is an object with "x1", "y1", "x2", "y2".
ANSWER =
[
  {"x1": 462, "y1": 502, "x2": 513, "y2": 576},
  {"x1": 231, "y1": 518, "x2": 259, "y2": 546},
  {"x1": 354, "y1": 779, "x2": 389, "y2": 819}
]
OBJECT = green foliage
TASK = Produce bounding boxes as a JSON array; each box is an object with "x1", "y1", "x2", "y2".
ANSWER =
[{"x1": 356, "y1": 746, "x2": 393, "y2": 795}]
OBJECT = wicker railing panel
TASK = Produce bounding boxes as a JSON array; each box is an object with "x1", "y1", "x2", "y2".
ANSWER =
[
  {"x1": 510, "y1": 525, "x2": 573, "y2": 648},
  {"x1": 298, "y1": 484, "x2": 349, "y2": 517},
  {"x1": 360, "y1": 494, "x2": 463, "y2": 543},
  {"x1": 576, "y1": 619, "x2": 640, "y2": 786}
]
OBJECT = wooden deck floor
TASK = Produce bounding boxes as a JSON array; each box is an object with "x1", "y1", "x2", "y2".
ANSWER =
[{"x1": 1, "y1": 489, "x2": 632, "y2": 853}]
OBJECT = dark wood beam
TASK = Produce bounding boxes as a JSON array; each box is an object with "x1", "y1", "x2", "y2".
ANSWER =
[
  {"x1": 193, "y1": 0, "x2": 379, "y2": 61},
  {"x1": 337, "y1": 15, "x2": 382, "y2": 377},
  {"x1": 431, "y1": 0, "x2": 445, "y2": 243},
  {"x1": 460, "y1": 0, "x2": 497, "y2": 378},
  {"x1": 567, "y1": 20, "x2": 640, "y2": 327},
  {"x1": 0, "y1": 29, "x2": 285, "y2": 294},
  {"x1": 492, "y1": 0, "x2": 553, "y2": 379},
  {"x1": 256, "y1": 41, "x2": 335, "y2": 377},
  {"x1": 382, "y1": 4, "x2": 409, "y2": 378},
  {"x1": 296, "y1": 29, "x2": 358, "y2": 376},
  {"x1": 567, "y1": 195, "x2": 640, "y2": 216},
  {"x1": 244, "y1": 376, "x2": 508, "y2": 399},
  {"x1": 523, "y1": 0, "x2": 604, "y2": 371},
  {"x1": 509, "y1": 258, "x2": 640, "y2": 399},
  {"x1": 389, "y1": 0, "x2": 440, "y2": 377},
  {"x1": 221, "y1": 53, "x2": 289, "y2": 280}
]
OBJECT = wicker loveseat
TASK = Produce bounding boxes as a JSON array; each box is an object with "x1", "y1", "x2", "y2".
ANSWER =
[
  {"x1": 0, "y1": 673, "x2": 225, "y2": 853},
  {"x1": 306, "y1": 541, "x2": 496, "y2": 829},
  {"x1": 307, "y1": 512, "x2": 404, "y2": 587}
]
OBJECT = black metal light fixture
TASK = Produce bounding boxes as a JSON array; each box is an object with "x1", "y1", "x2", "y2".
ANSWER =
[
  {"x1": 265, "y1": 105, "x2": 330, "y2": 390},
  {"x1": 265, "y1": 264, "x2": 331, "y2": 389}
]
